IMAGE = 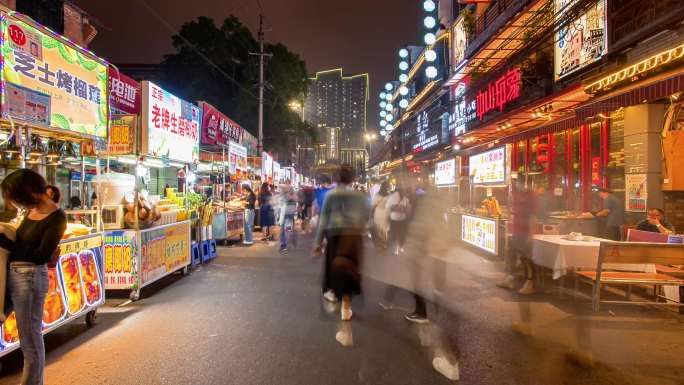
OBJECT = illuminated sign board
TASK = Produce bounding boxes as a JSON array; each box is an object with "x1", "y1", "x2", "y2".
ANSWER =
[
  {"x1": 435, "y1": 158, "x2": 456, "y2": 186},
  {"x1": 1, "y1": 14, "x2": 108, "y2": 137},
  {"x1": 462, "y1": 214, "x2": 497, "y2": 254},
  {"x1": 555, "y1": 0, "x2": 607, "y2": 80},
  {"x1": 469, "y1": 146, "x2": 505, "y2": 185},
  {"x1": 475, "y1": 67, "x2": 521, "y2": 121},
  {"x1": 449, "y1": 81, "x2": 476, "y2": 136},
  {"x1": 141, "y1": 81, "x2": 200, "y2": 163}
]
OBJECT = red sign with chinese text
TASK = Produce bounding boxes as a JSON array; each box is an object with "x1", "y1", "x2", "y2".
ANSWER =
[
  {"x1": 108, "y1": 68, "x2": 140, "y2": 114},
  {"x1": 475, "y1": 67, "x2": 521, "y2": 120},
  {"x1": 199, "y1": 102, "x2": 244, "y2": 146}
]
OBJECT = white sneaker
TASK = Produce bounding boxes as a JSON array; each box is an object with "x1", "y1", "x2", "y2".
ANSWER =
[
  {"x1": 323, "y1": 290, "x2": 338, "y2": 303},
  {"x1": 518, "y1": 279, "x2": 536, "y2": 295},
  {"x1": 496, "y1": 275, "x2": 516, "y2": 290},
  {"x1": 432, "y1": 356, "x2": 459, "y2": 381},
  {"x1": 341, "y1": 306, "x2": 353, "y2": 321}
]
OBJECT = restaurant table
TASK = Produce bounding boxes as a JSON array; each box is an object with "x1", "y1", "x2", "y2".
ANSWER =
[{"x1": 531, "y1": 234, "x2": 657, "y2": 280}]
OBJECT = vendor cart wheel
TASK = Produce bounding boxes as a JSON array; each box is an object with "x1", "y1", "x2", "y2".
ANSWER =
[
  {"x1": 129, "y1": 290, "x2": 140, "y2": 302},
  {"x1": 85, "y1": 310, "x2": 98, "y2": 327}
]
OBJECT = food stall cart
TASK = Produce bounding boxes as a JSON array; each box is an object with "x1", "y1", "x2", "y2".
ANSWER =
[
  {"x1": 0, "y1": 11, "x2": 110, "y2": 355},
  {"x1": 102, "y1": 81, "x2": 196, "y2": 300},
  {"x1": 456, "y1": 146, "x2": 511, "y2": 257}
]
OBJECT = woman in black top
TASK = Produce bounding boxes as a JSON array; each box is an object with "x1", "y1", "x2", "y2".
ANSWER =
[
  {"x1": 0, "y1": 169, "x2": 67, "y2": 385},
  {"x1": 242, "y1": 184, "x2": 257, "y2": 245},
  {"x1": 259, "y1": 182, "x2": 275, "y2": 241}
]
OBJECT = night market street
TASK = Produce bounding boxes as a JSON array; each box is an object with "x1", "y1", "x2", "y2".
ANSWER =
[{"x1": 0, "y1": 229, "x2": 681, "y2": 385}]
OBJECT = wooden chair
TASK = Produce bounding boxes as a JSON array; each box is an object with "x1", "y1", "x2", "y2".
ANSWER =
[{"x1": 576, "y1": 242, "x2": 684, "y2": 311}]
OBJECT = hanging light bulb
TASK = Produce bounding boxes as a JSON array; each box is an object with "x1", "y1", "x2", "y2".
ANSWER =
[
  {"x1": 423, "y1": 0, "x2": 436, "y2": 12},
  {"x1": 399, "y1": 74, "x2": 408, "y2": 83},
  {"x1": 386, "y1": 124, "x2": 394, "y2": 131},
  {"x1": 380, "y1": 110, "x2": 387, "y2": 118},
  {"x1": 380, "y1": 92, "x2": 386, "y2": 99},
  {"x1": 385, "y1": 93, "x2": 392, "y2": 101},
  {"x1": 399, "y1": 48, "x2": 409, "y2": 58},
  {"x1": 380, "y1": 120, "x2": 387, "y2": 127},
  {"x1": 425, "y1": 49, "x2": 437, "y2": 62},
  {"x1": 426, "y1": 66, "x2": 438, "y2": 79},
  {"x1": 385, "y1": 82, "x2": 393, "y2": 91},
  {"x1": 424, "y1": 16, "x2": 436, "y2": 29},
  {"x1": 399, "y1": 61, "x2": 409, "y2": 71},
  {"x1": 424, "y1": 32, "x2": 436, "y2": 45},
  {"x1": 385, "y1": 103, "x2": 393, "y2": 111},
  {"x1": 380, "y1": 101, "x2": 387, "y2": 108},
  {"x1": 399, "y1": 85, "x2": 409, "y2": 95},
  {"x1": 399, "y1": 99, "x2": 409, "y2": 108}
]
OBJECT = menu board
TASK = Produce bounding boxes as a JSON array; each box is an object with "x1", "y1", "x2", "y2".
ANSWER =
[
  {"x1": 435, "y1": 158, "x2": 456, "y2": 186},
  {"x1": 228, "y1": 141, "x2": 247, "y2": 175},
  {"x1": 470, "y1": 147, "x2": 505, "y2": 184},
  {"x1": 262, "y1": 152, "x2": 273, "y2": 181},
  {"x1": 461, "y1": 214, "x2": 497, "y2": 254}
]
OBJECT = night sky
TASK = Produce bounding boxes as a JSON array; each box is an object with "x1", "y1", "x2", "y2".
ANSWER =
[{"x1": 73, "y1": 0, "x2": 422, "y2": 134}]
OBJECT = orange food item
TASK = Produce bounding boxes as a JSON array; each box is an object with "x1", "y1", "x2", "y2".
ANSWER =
[
  {"x1": 60, "y1": 254, "x2": 85, "y2": 315},
  {"x1": 78, "y1": 251, "x2": 102, "y2": 305},
  {"x1": 2, "y1": 312, "x2": 18, "y2": 345},
  {"x1": 43, "y1": 268, "x2": 66, "y2": 326}
]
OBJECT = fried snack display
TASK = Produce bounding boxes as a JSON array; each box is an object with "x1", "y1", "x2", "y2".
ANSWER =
[
  {"x1": 60, "y1": 254, "x2": 86, "y2": 315},
  {"x1": 78, "y1": 250, "x2": 103, "y2": 306},
  {"x1": 43, "y1": 268, "x2": 67, "y2": 326},
  {"x1": 2, "y1": 312, "x2": 18, "y2": 346}
]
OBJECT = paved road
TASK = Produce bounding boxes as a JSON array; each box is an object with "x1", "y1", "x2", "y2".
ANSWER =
[{"x1": 0, "y1": 232, "x2": 682, "y2": 384}]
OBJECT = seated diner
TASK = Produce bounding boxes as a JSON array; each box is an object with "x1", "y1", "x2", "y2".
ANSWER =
[{"x1": 636, "y1": 208, "x2": 675, "y2": 235}]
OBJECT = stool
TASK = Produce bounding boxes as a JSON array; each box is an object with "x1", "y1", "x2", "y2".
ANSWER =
[
  {"x1": 209, "y1": 239, "x2": 217, "y2": 259},
  {"x1": 191, "y1": 242, "x2": 201, "y2": 266},
  {"x1": 201, "y1": 240, "x2": 211, "y2": 263}
]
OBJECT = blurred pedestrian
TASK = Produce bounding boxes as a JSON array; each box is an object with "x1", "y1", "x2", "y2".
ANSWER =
[
  {"x1": 313, "y1": 166, "x2": 370, "y2": 320},
  {"x1": 259, "y1": 182, "x2": 275, "y2": 241},
  {"x1": 371, "y1": 181, "x2": 391, "y2": 248},
  {"x1": 594, "y1": 187, "x2": 625, "y2": 241},
  {"x1": 386, "y1": 184, "x2": 411, "y2": 255},
  {"x1": 242, "y1": 184, "x2": 256, "y2": 245},
  {"x1": 498, "y1": 179, "x2": 537, "y2": 295},
  {"x1": 279, "y1": 183, "x2": 299, "y2": 253}
]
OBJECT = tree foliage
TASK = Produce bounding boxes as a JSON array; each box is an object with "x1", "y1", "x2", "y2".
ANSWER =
[{"x1": 159, "y1": 16, "x2": 313, "y2": 155}]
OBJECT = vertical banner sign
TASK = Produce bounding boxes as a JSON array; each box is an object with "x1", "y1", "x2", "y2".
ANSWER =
[
  {"x1": 262, "y1": 152, "x2": 273, "y2": 181},
  {"x1": 1, "y1": 14, "x2": 108, "y2": 137},
  {"x1": 625, "y1": 174, "x2": 647, "y2": 212},
  {"x1": 142, "y1": 81, "x2": 200, "y2": 163},
  {"x1": 103, "y1": 230, "x2": 138, "y2": 289},
  {"x1": 108, "y1": 114, "x2": 137, "y2": 155},
  {"x1": 139, "y1": 222, "x2": 190, "y2": 285},
  {"x1": 108, "y1": 68, "x2": 140, "y2": 114},
  {"x1": 228, "y1": 141, "x2": 247, "y2": 175},
  {"x1": 555, "y1": 0, "x2": 607, "y2": 79}
]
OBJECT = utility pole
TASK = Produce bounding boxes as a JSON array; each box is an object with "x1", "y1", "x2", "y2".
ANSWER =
[{"x1": 250, "y1": 14, "x2": 272, "y2": 155}]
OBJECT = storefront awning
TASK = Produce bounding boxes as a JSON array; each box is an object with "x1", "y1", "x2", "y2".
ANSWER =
[{"x1": 576, "y1": 69, "x2": 684, "y2": 120}]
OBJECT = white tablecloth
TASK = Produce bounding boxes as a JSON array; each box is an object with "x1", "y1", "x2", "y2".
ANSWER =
[{"x1": 531, "y1": 235, "x2": 656, "y2": 279}]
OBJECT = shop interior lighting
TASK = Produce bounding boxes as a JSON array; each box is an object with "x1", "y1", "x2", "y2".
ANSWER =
[
  {"x1": 423, "y1": 0, "x2": 436, "y2": 12},
  {"x1": 46, "y1": 140, "x2": 62, "y2": 159},
  {"x1": 425, "y1": 66, "x2": 438, "y2": 79},
  {"x1": 424, "y1": 16, "x2": 436, "y2": 29},
  {"x1": 399, "y1": 48, "x2": 409, "y2": 58},
  {"x1": 424, "y1": 33, "x2": 436, "y2": 45},
  {"x1": 28, "y1": 135, "x2": 45, "y2": 157},
  {"x1": 2, "y1": 136, "x2": 20, "y2": 154},
  {"x1": 0, "y1": 132, "x2": 8, "y2": 143},
  {"x1": 425, "y1": 49, "x2": 437, "y2": 62}
]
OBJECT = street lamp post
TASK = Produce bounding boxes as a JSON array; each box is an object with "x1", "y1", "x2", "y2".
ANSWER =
[
  {"x1": 364, "y1": 132, "x2": 377, "y2": 170},
  {"x1": 289, "y1": 100, "x2": 305, "y2": 176}
]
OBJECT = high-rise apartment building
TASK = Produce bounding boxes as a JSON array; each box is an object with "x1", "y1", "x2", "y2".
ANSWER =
[{"x1": 304, "y1": 68, "x2": 368, "y2": 170}]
